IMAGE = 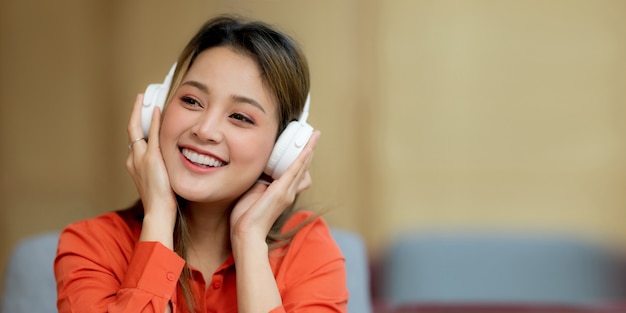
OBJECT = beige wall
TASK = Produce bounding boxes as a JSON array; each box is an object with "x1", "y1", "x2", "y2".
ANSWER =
[
  {"x1": 2, "y1": 0, "x2": 626, "y2": 289},
  {"x1": 374, "y1": 0, "x2": 626, "y2": 248}
]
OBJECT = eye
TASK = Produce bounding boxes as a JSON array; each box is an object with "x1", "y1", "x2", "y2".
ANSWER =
[
  {"x1": 229, "y1": 113, "x2": 254, "y2": 124},
  {"x1": 181, "y1": 96, "x2": 202, "y2": 108}
]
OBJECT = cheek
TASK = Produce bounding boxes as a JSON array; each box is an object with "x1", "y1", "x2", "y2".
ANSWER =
[
  {"x1": 241, "y1": 116, "x2": 279, "y2": 166},
  {"x1": 158, "y1": 109, "x2": 186, "y2": 167},
  {"x1": 260, "y1": 125, "x2": 280, "y2": 161},
  {"x1": 262, "y1": 137, "x2": 278, "y2": 162},
  {"x1": 236, "y1": 133, "x2": 276, "y2": 169},
  {"x1": 254, "y1": 137, "x2": 276, "y2": 161},
  {"x1": 159, "y1": 107, "x2": 183, "y2": 142}
]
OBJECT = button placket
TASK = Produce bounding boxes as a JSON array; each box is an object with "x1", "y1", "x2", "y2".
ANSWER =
[{"x1": 211, "y1": 274, "x2": 223, "y2": 289}]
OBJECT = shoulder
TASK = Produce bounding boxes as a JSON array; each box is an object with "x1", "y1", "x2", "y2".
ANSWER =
[
  {"x1": 275, "y1": 210, "x2": 344, "y2": 268},
  {"x1": 57, "y1": 203, "x2": 142, "y2": 257},
  {"x1": 282, "y1": 211, "x2": 335, "y2": 245},
  {"x1": 272, "y1": 211, "x2": 347, "y2": 294}
]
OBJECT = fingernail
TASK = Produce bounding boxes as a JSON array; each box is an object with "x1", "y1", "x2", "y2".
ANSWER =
[{"x1": 256, "y1": 178, "x2": 271, "y2": 185}]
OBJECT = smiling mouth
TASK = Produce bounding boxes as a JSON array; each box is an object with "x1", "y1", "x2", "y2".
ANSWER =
[{"x1": 181, "y1": 148, "x2": 226, "y2": 168}]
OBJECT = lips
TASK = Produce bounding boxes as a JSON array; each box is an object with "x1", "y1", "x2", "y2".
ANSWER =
[{"x1": 181, "y1": 148, "x2": 226, "y2": 167}]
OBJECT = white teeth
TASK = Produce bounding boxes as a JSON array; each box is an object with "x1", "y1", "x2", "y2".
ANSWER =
[{"x1": 182, "y1": 148, "x2": 226, "y2": 167}]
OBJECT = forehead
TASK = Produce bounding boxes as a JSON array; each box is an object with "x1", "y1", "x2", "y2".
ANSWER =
[
  {"x1": 187, "y1": 47, "x2": 261, "y2": 84},
  {"x1": 184, "y1": 47, "x2": 278, "y2": 113}
]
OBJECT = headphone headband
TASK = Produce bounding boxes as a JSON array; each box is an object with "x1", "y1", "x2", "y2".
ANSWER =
[{"x1": 299, "y1": 93, "x2": 311, "y2": 123}]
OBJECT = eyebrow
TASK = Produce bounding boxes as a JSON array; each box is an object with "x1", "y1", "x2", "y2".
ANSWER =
[
  {"x1": 231, "y1": 94, "x2": 266, "y2": 114},
  {"x1": 181, "y1": 80, "x2": 209, "y2": 93},
  {"x1": 180, "y1": 80, "x2": 266, "y2": 114}
]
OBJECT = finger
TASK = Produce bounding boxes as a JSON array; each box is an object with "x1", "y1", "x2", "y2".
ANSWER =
[
  {"x1": 290, "y1": 151, "x2": 314, "y2": 193},
  {"x1": 146, "y1": 106, "x2": 162, "y2": 153},
  {"x1": 292, "y1": 148, "x2": 314, "y2": 182},
  {"x1": 126, "y1": 153, "x2": 135, "y2": 175},
  {"x1": 266, "y1": 132, "x2": 319, "y2": 201},
  {"x1": 277, "y1": 131, "x2": 320, "y2": 185},
  {"x1": 295, "y1": 171, "x2": 312, "y2": 193},
  {"x1": 234, "y1": 182, "x2": 269, "y2": 218},
  {"x1": 127, "y1": 94, "x2": 145, "y2": 141},
  {"x1": 303, "y1": 130, "x2": 321, "y2": 153},
  {"x1": 249, "y1": 181, "x2": 269, "y2": 194}
]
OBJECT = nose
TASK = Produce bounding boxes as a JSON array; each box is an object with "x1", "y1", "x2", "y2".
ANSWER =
[{"x1": 192, "y1": 110, "x2": 224, "y2": 143}]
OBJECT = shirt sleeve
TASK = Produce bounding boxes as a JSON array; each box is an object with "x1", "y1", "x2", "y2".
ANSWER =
[
  {"x1": 273, "y1": 213, "x2": 349, "y2": 312},
  {"x1": 269, "y1": 306, "x2": 287, "y2": 313},
  {"x1": 54, "y1": 217, "x2": 185, "y2": 313}
]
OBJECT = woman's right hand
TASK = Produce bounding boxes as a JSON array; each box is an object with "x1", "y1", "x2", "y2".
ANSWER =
[{"x1": 126, "y1": 94, "x2": 177, "y2": 249}]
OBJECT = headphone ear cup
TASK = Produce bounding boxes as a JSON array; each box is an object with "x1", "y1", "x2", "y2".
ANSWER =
[
  {"x1": 265, "y1": 121, "x2": 314, "y2": 179},
  {"x1": 141, "y1": 63, "x2": 176, "y2": 137},
  {"x1": 142, "y1": 83, "x2": 163, "y2": 137}
]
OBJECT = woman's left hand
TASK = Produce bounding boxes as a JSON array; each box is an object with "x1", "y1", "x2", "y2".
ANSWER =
[{"x1": 229, "y1": 130, "x2": 321, "y2": 244}]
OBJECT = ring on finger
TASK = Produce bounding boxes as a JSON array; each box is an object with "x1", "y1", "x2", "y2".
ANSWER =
[{"x1": 128, "y1": 137, "x2": 145, "y2": 150}]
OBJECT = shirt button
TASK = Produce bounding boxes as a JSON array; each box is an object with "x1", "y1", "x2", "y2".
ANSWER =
[
  {"x1": 212, "y1": 281, "x2": 222, "y2": 289},
  {"x1": 166, "y1": 272, "x2": 176, "y2": 281}
]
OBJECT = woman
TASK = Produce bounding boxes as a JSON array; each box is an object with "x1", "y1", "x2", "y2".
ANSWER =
[{"x1": 54, "y1": 15, "x2": 348, "y2": 313}]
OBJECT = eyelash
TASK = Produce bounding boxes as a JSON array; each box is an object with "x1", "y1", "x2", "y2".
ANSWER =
[
  {"x1": 230, "y1": 113, "x2": 254, "y2": 125},
  {"x1": 181, "y1": 96, "x2": 254, "y2": 125},
  {"x1": 181, "y1": 96, "x2": 202, "y2": 108}
]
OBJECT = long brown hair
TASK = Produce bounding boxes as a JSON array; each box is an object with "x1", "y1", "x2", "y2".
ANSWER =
[{"x1": 164, "y1": 15, "x2": 311, "y2": 312}]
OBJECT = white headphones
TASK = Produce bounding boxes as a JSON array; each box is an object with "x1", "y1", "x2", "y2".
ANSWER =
[
  {"x1": 141, "y1": 63, "x2": 176, "y2": 137},
  {"x1": 142, "y1": 63, "x2": 314, "y2": 180}
]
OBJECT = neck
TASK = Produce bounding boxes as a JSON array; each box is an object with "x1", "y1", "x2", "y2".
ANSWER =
[{"x1": 183, "y1": 201, "x2": 233, "y2": 273}]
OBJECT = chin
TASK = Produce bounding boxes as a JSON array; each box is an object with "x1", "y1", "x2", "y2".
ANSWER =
[
  {"x1": 171, "y1": 183, "x2": 247, "y2": 204},
  {"x1": 173, "y1": 187, "x2": 216, "y2": 203}
]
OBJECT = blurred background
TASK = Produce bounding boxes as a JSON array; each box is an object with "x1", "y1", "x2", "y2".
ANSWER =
[{"x1": 1, "y1": 0, "x2": 626, "y2": 305}]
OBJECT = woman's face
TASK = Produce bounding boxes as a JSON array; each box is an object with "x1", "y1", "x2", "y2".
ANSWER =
[{"x1": 159, "y1": 46, "x2": 279, "y2": 205}]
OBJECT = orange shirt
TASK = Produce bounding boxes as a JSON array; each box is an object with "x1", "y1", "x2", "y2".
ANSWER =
[{"x1": 54, "y1": 206, "x2": 348, "y2": 313}]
